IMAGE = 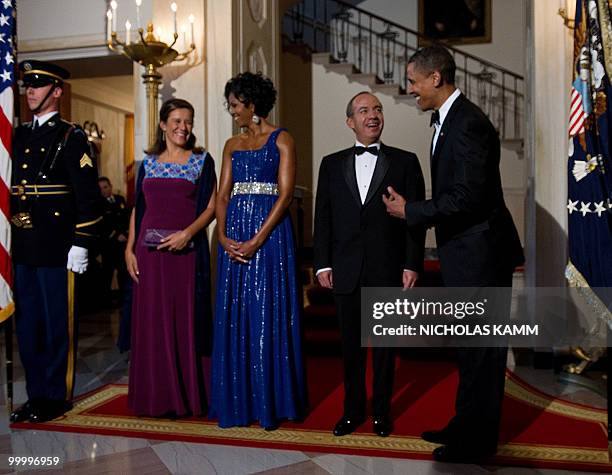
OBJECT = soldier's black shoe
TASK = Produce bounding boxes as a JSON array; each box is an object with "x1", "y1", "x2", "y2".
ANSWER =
[
  {"x1": 10, "y1": 400, "x2": 35, "y2": 423},
  {"x1": 29, "y1": 400, "x2": 72, "y2": 423}
]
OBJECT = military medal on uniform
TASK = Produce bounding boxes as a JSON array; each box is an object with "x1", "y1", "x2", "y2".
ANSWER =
[{"x1": 11, "y1": 212, "x2": 33, "y2": 229}]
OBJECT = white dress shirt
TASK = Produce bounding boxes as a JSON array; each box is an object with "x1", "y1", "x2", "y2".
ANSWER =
[
  {"x1": 432, "y1": 88, "x2": 462, "y2": 154},
  {"x1": 354, "y1": 140, "x2": 379, "y2": 204}
]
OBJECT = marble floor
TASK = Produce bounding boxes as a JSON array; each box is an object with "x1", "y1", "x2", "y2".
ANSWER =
[{"x1": 0, "y1": 306, "x2": 608, "y2": 475}]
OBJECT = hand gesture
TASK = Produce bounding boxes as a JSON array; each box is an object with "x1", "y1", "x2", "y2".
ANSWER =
[
  {"x1": 220, "y1": 235, "x2": 243, "y2": 261},
  {"x1": 382, "y1": 186, "x2": 407, "y2": 219},
  {"x1": 157, "y1": 230, "x2": 192, "y2": 252},
  {"x1": 234, "y1": 238, "x2": 262, "y2": 264}
]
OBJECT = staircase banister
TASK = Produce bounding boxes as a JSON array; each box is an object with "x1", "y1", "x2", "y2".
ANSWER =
[{"x1": 330, "y1": 0, "x2": 524, "y2": 81}]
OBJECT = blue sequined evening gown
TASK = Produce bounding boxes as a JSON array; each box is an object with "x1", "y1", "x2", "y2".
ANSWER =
[{"x1": 210, "y1": 128, "x2": 306, "y2": 428}]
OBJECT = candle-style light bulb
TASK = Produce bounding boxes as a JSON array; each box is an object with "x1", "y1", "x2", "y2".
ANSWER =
[
  {"x1": 188, "y1": 14, "x2": 195, "y2": 46},
  {"x1": 171, "y1": 2, "x2": 178, "y2": 35},
  {"x1": 106, "y1": 9, "x2": 113, "y2": 41},
  {"x1": 181, "y1": 24, "x2": 187, "y2": 50},
  {"x1": 106, "y1": 9, "x2": 112, "y2": 41},
  {"x1": 135, "y1": 0, "x2": 142, "y2": 29},
  {"x1": 110, "y1": 0, "x2": 118, "y2": 32},
  {"x1": 125, "y1": 20, "x2": 131, "y2": 44}
]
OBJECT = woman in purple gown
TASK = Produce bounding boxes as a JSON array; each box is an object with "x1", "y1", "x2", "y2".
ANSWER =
[{"x1": 125, "y1": 98, "x2": 216, "y2": 417}]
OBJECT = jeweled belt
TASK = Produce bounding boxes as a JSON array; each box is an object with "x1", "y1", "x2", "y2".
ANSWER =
[{"x1": 231, "y1": 182, "x2": 279, "y2": 197}]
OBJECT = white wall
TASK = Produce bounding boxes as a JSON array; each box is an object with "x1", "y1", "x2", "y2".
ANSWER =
[
  {"x1": 205, "y1": 0, "x2": 234, "y2": 172},
  {"x1": 16, "y1": 0, "x2": 152, "y2": 56},
  {"x1": 17, "y1": 0, "x2": 107, "y2": 42},
  {"x1": 358, "y1": 0, "x2": 419, "y2": 31},
  {"x1": 529, "y1": 0, "x2": 571, "y2": 286}
]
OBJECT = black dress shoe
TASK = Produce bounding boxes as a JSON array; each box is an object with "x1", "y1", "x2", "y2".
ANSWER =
[
  {"x1": 29, "y1": 400, "x2": 72, "y2": 423},
  {"x1": 372, "y1": 416, "x2": 393, "y2": 437},
  {"x1": 10, "y1": 400, "x2": 35, "y2": 423},
  {"x1": 332, "y1": 416, "x2": 363, "y2": 436},
  {"x1": 421, "y1": 428, "x2": 455, "y2": 445},
  {"x1": 432, "y1": 445, "x2": 495, "y2": 464}
]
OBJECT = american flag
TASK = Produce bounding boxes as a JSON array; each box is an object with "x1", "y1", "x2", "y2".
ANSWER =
[
  {"x1": 569, "y1": 85, "x2": 586, "y2": 137},
  {"x1": 0, "y1": 0, "x2": 14, "y2": 323},
  {"x1": 566, "y1": 0, "x2": 612, "y2": 315}
]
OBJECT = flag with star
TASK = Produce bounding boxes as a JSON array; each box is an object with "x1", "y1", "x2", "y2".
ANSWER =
[
  {"x1": 0, "y1": 0, "x2": 13, "y2": 323},
  {"x1": 566, "y1": 0, "x2": 612, "y2": 318}
]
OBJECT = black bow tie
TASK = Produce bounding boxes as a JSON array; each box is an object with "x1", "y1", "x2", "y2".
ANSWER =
[
  {"x1": 430, "y1": 110, "x2": 440, "y2": 127},
  {"x1": 355, "y1": 145, "x2": 379, "y2": 156}
]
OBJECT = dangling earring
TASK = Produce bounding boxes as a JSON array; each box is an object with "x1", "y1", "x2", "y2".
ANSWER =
[
  {"x1": 252, "y1": 114, "x2": 260, "y2": 124},
  {"x1": 161, "y1": 131, "x2": 166, "y2": 142}
]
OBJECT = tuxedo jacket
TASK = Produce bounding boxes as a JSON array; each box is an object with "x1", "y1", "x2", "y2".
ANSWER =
[
  {"x1": 404, "y1": 94, "x2": 524, "y2": 285},
  {"x1": 314, "y1": 144, "x2": 425, "y2": 294}
]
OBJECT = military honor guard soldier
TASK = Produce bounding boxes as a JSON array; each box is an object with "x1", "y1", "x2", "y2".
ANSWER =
[
  {"x1": 98, "y1": 176, "x2": 130, "y2": 305},
  {"x1": 10, "y1": 60, "x2": 103, "y2": 423}
]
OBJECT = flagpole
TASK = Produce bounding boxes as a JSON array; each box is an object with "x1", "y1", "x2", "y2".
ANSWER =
[
  {"x1": 4, "y1": 321, "x2": 11, "y2": 414},
  {"x1": 4, "y1": 0, "x2": 18, "y2": 416}
]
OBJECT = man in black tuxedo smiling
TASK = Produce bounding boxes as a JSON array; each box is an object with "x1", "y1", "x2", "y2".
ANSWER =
[
  {"x1": 384, "y1": 45, "x2": 524, "y2": 463},
  {"x1": 314, "y1": 91, "x2": 425, "y2": 437}
]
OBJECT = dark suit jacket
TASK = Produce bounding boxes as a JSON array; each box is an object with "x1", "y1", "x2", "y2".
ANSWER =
[
  {"x1": 101, "y1": 194, "x2": 130, "y2": 242},
  {"x1": 314, "y1": 144, "x2": 425, "y2": 294},
  {"x1": 404, "y1": 94, "x2": 524, "y2": 286}
]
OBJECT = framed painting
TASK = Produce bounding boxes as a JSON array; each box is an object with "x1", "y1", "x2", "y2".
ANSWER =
[{"x1": 418, "y1": 0, "x2": 492, "y2": 45}]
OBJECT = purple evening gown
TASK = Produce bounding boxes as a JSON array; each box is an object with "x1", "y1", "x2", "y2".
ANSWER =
[{"x1": 128, "y1": 153, "x2": 208, "y2": 417}]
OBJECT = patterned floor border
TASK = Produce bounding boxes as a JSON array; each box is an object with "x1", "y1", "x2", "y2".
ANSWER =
[{"x1": 34, "y1": 384, "x2": 608, "y2": 467}]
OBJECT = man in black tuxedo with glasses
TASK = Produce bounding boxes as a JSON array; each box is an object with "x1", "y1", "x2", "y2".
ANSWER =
[
  {"x1": 384, "y1": 45, "x2": 524, "y2": 463},
  {"x1": 314, "y1": 91, "x2": 425, "y2": 438}
]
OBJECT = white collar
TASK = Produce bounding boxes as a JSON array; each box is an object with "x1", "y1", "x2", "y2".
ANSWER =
[
  {"x1": 354, "y1": 141, "x2": 381, "y2": 149},
  {"x1": 33, "y1": 111, "x2": 59, "y2": 127},
  {"x1": 437, "y1": 88, "x2": 462, "y2": 127}
]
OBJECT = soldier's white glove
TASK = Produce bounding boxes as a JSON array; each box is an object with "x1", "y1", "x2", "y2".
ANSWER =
[{"x1": 67, "y1": 246, "x2": 88, "y2": 274}]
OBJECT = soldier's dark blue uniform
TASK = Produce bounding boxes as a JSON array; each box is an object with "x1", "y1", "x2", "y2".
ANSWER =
[
  {"x1": 10, "y1": 60, "x2": 102, "y2": 423},
  {"x1": 98, "y1": 186, "x2": 130, "y2": 304}
]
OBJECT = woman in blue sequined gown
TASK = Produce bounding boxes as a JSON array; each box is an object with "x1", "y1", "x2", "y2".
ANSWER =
[{"x1": 210, "y1": 72, "x2": 306, "y2": 429}]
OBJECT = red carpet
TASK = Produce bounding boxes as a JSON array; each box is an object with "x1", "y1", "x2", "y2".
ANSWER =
[{"x1": 11, "y1": 357, "x2": 610, "y2": 471}]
